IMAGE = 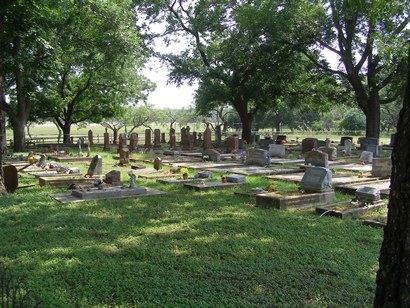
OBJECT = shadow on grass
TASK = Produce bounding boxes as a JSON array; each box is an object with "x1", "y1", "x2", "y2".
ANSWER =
[{"x1": 0, "y1": 182, "x2": 382, "y2": 306}]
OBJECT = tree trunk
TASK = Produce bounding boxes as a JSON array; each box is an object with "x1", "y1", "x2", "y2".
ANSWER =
[
  {"x1": 365, "y1": 97, "x2": 381, "y2": 139},
  {"x1": 61, "y1": 123, "x2": 72, "y2": 144},
  {"x1": 113, "y1": 128, "x2": 118, "y2": 144},
  {"x1": 374, "y1": 44, "x2": 410, "y2": 307},
  {"x1": 11, "y1": 119, "x2": 26, "y2": 152},
  {"x1": 240, "y1": 114, "x2": 253, "y2": 143}
]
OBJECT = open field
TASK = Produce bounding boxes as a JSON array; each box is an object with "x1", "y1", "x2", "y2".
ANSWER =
[
  {"x1": 0, "y1": 149, "x2": 384, "y2": 306},
  {"x1": 6, "y1": 124, "x2": 392, "y2": 146}
]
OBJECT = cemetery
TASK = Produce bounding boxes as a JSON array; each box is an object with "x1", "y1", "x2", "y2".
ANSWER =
[
  {"x1": 0, "y1": 128, "x2": 394, "y2": 306},
  {"x1": 0, "y1": 0, "x2": 408, "y2": 306}
]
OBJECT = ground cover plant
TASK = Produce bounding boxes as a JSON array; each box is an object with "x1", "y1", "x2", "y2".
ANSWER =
[{"x1": 0, "y1": 152, "x2": 383, "y2": 306}]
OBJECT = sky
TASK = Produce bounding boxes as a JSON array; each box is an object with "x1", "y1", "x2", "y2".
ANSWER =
[{"x1": 142, "y1": 58, "x2": 196, "y2": 109}]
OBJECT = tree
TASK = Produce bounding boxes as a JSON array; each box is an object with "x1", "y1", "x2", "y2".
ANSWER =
[
  {"x1": 306, "y1": 0, "x2": 409, "y2": 138},
  {"x1": 338, "y1": 108, "x2": 366, "y2": 131},
  {"x1": 374, "y1": 43, "x2": 410, "y2": 307},
  {"x1": 139, "y1": 0, "x2": 310, "y2": 143},
  {"x1": 0, "y1": 0, "x2": 54, "y2": 151},
  {"x1": 37, "y1": 0, "x2": 152, "y2": 143}
]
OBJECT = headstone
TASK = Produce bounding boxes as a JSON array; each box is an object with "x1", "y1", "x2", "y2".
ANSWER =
[
  {"x1": 355, "y1": 186, "x2": 380, "y2": 203},
  {"x1": 3, "y1": 165, "x2": 18, "y2": 193},
  {"x1": 344, "y1": 139, "x2": 352, "y2": 156},
  {"x1": 300, "y1": 166, "x2": 333, "y2": 193},
  {"x1": 153, "y1": 157, "x2": 162, "y2": 170},
  {"x1": 226, "y1": 136, "x2": 239, "y2": 153},
  {"x1": 86, "y1": 142, "x2": 91, "y2": 157},
  {"x1": 169, "y1": 130, "x2": 177, "y2": 150},
  {"x1": 37, "y1": 154, "x2": 47, "y2": 169},
  {"x1": 77, "y1": 139, "x2": 82, "y2": 155},
  {"x1": 144, "y1": 129, "x2": 152, "y2": 148},
  {"x1": 129, "y1": 133, "x2": 138, "y2": 152},
  {"x1": 226, "y1": 174, "x2": 246, "y2": 183},
  {"x1": 105, "y1": 170, "x2": 122, "y2": 186},
  {"x1": 359, "y1": 151, "x2": 373, "y2": 164},
  {"x1": 268, "y1": 144, "x2": 286, "y2": 158},
  {"x1": 195, "y1": 171, "x2": 213, "y2": 179},
  {"x1": 259, "y1": 138, "x2": 275, "y2": 150},
  {"x1": 305, "y1": 150, "x2": 328, "y2": 168},
  {"x1": 203, "y1": 149, "x2": 221, "y2": 162},
  {"x1": 215, "y1": 125, "x2": 222, "y2": 147},
  {"x1": 104, "y1": 131, "x2": 110, "y2": 150},
  {"x1": 203, "y1": 125, "x2": 213, "y2": 150},
  {"x1": 88, "y1": 129, "x2": 94, "y2": 145},
  {"x1": 118, "y1": 133, "x2": 127, "y2": 151},
  {"x1": 161, "y1": 133, "x2": 166, "y2": 144},
  {"x1": 87, "y1": 155, "x2": 103, "y2": 177},
  {"x1": 119, "y1": 148, "x2": 130, "y2": 165},
  {"x1": 245, "y1": 149, "x2": 270, "y2": 166},
  {"x1": 154, "y1": 129, "x2": 161, "y2": 149},
  {"x1": 371, "y1": 157, "x2": 392, "y2": 178},
  {"x1": 339, "y1": 136, "x2": 353, "y2": 146},
  {"x1": 318, "y1": 146, "x2": 337, "y2": 161},
  {"x1": 359, "y1": 137, "x2": 379, "y2": 154},
  {"x1": 302, "y1": 138, "x2": 318, "y2": 153},
  {"x1": 180, "y1": 127, "x2": 187, "y2": 147},
  {"x1": 78, "y1": 137, "x2": 85, "y2": 146},
  {"x1": 275, "y1": 135, "x2": 287, "y2": 144},
  {"x1": 129, "y1": 171, "x2": 137, "y2": 188}
]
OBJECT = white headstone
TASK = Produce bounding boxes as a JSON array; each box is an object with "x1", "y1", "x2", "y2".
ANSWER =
[
  {"x1": 359, "y1": 151, "x2": 373, "y2": 164},
  {"x1": 344, "y1": 139, "x2": 352, "y2": 155},
  {"x1": 268, "y1": 144, "x2": 286, "y2": 158},
  {"x1": 300, "y1": 167, "x2": 333, "y2": 192}
]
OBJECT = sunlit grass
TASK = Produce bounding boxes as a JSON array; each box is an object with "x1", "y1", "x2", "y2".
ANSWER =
[{"x1": 0, "y1": 152, "x2": 383, "y2": 306}]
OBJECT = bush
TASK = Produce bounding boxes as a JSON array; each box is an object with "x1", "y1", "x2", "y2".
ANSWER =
[{"x1": 339, "y1": 109, "x2": 366, "y2": 131}]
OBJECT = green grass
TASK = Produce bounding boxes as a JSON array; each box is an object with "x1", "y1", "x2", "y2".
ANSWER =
[{"x1": 0, "y1": 152, "x2": 383, "y2": 307}]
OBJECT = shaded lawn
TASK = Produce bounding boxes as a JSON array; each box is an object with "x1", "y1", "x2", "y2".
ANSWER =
[{"x1": 0, "y1": 171, "x2": 382, "y2": 307}]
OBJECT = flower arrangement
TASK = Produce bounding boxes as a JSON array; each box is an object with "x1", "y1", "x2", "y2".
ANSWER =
[{"x1": 180, "y1": 167, "x2": 189, "y2": 179}]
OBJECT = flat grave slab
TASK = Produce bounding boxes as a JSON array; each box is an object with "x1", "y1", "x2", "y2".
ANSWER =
[
  {"x1": 39, "y1": 176, "x2": 96, "y2": 187},
  {"x1": 363, "y1": 220, "x2": 386, "y2": 228},
  {"x1": 173, "y1": 162, "x2": 243, "y2": 170},
  {"x1": 203, "y1": 166, "x2": 300, "y2": 176},
  {"x1": 334, "y1": 163, "x2": 372, "y2": 172},
  {"x1": 266, "y1": 172, "x2": 378, "y2": 185},
  {"x1": 179, "y1": 152, "x2": 203, "y2": 157},
  {"x1": 184, "y1": 181, "x2": 245, "y2": 191},
  {"x1": 335, "y1": 179, "x2": 391, "y2": 196},
  {"x1": 51, "y1": 186, "x2": 166, "y2": 203},
  {"x1": 156, "y1": 177, "x2": 208, "y2": 184},
  {"x1": 143, "y1": 156, "x2": 203, "y2": 164},
  {"x1": 32, "y1": 172, "x2": 84, "y2": 178},
  {"x1": 137, "y1": 172, "x2": 181, "y2": 179},
  {"x1": 316, "y1": 200, "x2": 385, "y2": 218},
  {"x1": 47, "y1": 156, "x2": 93, "y2": 162},
  {"x1": 270, "y1": 158, "x2": 304, "y2": 165},
  {"x1": 256, "y1": 191, "x2": 335, "y2": 209}
]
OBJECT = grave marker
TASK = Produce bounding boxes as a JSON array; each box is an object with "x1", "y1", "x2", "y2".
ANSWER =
[
  {"x1": 145, "y1": 129, "x2": 152, "y2": 148},
  {"x1": 246, "y1": 149, "x2": 270, "y2": 166},
  {"x1": 88, "y1": 129, "x2": 94, "y2": 145},
  {"x1": 300, "y1": 166, "x2": 333, "y2": 193},
  {"x1": 305, "y1": 150, "x2": 329, "y2": 168},
  {"x1": 371, "y1": 157, "x2": 392, "y2": 178},
  {"x1": 359, "y1": 151, "x2": 373, "y2": 164},
  {"x1": 226, "y1": 136, "x2": 239, "y2": 153},
  {"x1": 87, "y1": 155, "x2": 103, "y2": 177},
  {"x1": 302, "y1": 138, "x2": 318, "y2": 153},
  {"x1": 154, "y1": 129, "x2": 161, "y2": 149},
  {"x1": 203, "y1": 125, "x2": 213, "y2": 150},
  {"x1": 105, "y1": 170, "x2": 122, "y2": 186},
  {"x1": 269, "y1": 144, "x2": 286, "y2": 158},
  {"x1": 119, "y1": 148, "x2": 130, "y2": 165}
]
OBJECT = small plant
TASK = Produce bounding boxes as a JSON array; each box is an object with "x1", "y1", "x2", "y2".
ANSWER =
[{"x1": 180, "y1": 167, "x2": 189, "y2": 179}]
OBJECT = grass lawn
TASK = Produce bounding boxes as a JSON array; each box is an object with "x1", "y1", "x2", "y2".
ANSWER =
[{"x1": 0, "y1": 150, "x2": 383, "y2": 307}]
